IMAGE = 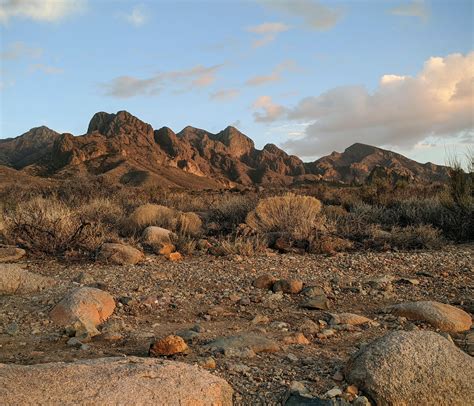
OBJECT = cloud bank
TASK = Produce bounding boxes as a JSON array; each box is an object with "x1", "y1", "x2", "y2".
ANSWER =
[
  {"x1": 246, "y1": 22, "x2": 290, "y2": 47},
  {"x1": 251, "y1": 52, "x2": 474, "y2": 157},
  {"x1": 101, "y1": 64, "x2": 224, "y2": 98},
  {"x1": 0, "y1": 0, "x2": 85, "y2": 23},
  {"x1": 258, "y1": 0, "x2": 343, "y2": 30}
]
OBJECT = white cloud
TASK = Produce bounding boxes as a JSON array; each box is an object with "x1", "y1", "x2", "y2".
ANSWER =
[
  {"x1": 252, "y1": 52, "x2": 474, "y2": 157},
  {"x1": 210, "y1": 88, "x2": 240, "y2": 101},
  {"x1": 390, "y1": 0, "x2": 429, "y2": 20},
  {"x1": 257, "y1": 0, "x2": 343, "y2": 31},
  {"x1": 252, "y1": 96, "x2": 286, "y2": 122},
  {"x1": 246, "y1": 22, "x2": 290, "y2": 47},
  {"x1": 245, "y1": 59, "x2": 297, "y2": 86},
  {"x1": 0, "y1": 0, "x2": 86, "y2": 23},
  {"x1": 102, "y1": 64, "x2": 224, "y2": 98},
  {"x1": 0, "y1": 41, "x2": 42, "y2": 60},
  {"x1": 29, "y1": 63, "x2": 64, "y2": 74},
  {"x1": 123, "y1": 4, "x2": 148, "y2": 27}
]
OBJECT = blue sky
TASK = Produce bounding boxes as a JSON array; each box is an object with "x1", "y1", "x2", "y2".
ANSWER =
[{"x1": 1, "y1": 0, "x2": 473, "y2": 164}]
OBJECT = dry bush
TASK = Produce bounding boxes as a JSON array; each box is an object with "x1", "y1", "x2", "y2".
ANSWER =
[
  {"x1": 122, "y1": 204, "x2": 177, "y2": 235},
  {"x1": 177, "y1": 212, "x2": 202, "y2": 237},
  {"x1": 308, "y1": 235, "x2": 354, "y2": 255},
  {"x1": 208, "y1": 194, "x2": 258, "y2": 232},
  {"x1": 3, "y1": 196, "x2": 104, "y2": 256},
  {"x1": 214, "y1": 234, "x2": 268, "y2": 257},
  {"x1": 170, "y1": 233, "x2": 198, "y2": 255},
  {"x1": 246, "y1": 194, "x2": 324, "y2": 239},
  {"x1": 78, "y1": 197, "x2": 124, "y2": 226}
]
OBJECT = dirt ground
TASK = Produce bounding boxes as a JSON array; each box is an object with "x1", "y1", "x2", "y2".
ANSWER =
[{"x1": 1, "y1": 244, "x2": 473, "y2": 405}]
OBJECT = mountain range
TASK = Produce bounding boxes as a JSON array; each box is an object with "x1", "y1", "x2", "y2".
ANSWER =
[{"x1": 0, "y1": 110, "x2": 450, "y2": 189}]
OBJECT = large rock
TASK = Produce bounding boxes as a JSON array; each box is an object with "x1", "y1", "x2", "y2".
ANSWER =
[
  {"x1": 0, "y1": 264, "x2": 55, "y2": 294},
  {"x1": 345, "y1": 330, "x2": 474, "y2": 406},
  {"x1": 0, "y1": 245, "x2": 26, "y2": 262},
  {"x1": 0, "y1": 356, "x2": 233, "y2": 405},
  {"x1": 390, "y1": 300, "x2": 472, "y2": 332},
  {"x1": 142, "y1": 226, "x2": 175, "y2": 246},
  {"x1": 97, "y1": 243, "x2": 144, "y2": 265},
  {"x1": 50, "y1": 287, "x2": 115, "y2": 335}
]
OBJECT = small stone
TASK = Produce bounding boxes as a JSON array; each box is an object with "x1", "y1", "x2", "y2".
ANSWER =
[
  {"x1": 287, "y1": 353, "x2": 299, "y2": 362},
  {"x1": 353, "y1": 396, "x2": 371, "y2": 406},
  {"x1": 332, "y1": 371, "x2": 344, "y2": 381},
  {"x1": 5, "y1": 322, "x2": 18, "y2": 336},
  {"x1": 345, "y1": 385, "x2": 358, "y2": 396},
  {"x1": 149, "y1": 335, "x2": 188, "y2": 356},
  {"x1": 67, "y1": 337, "x2": 83, "y2": 348},
  {"x1": 289, "y1": 381, "x2": 309, "y2": 395},
  {"x1": 168, "y1": 252, "x2": 183, "y2": 262},
  {"x1": 301, "y1": 286, "x2": 325, "y2": 298},
  {"x1": 199, "y1": 357, "x2": 216, "y2": 369},
  {"x1": 253, "y1": 274, "x2": 277, "y2": 289},
  {"x1": 330, "y1": 313, "x2": 372, "y2": 326},
  {"x1": 324, "y1": 388, "x2": 342, "y2": 398},
  {"x1": 282, "y1": 333, "x2": 310, "y2": 345},
  {"x1": 158, "y1": 243, "x2": 176, "y2": 256},
  {"x1": 300, "y1": 295, "x2": 330, "y2": 310},
  {"x1": 251, "y1": 314, "x2": 270, "y2": 324},
  {"x1": 273, "y1": 279, "x2": 304, "y2": 294},
  {"x1": 177, "y1": 329, "x2": 200, "y2": 342},
  {"x1": 317, "y1": 329, "x2": 336, "y2": 339}
]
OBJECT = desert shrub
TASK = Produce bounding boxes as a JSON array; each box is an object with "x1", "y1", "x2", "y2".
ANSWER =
[
  {"x1": 122, "y1": 204, "x2": 177, "y2": 235},
  {"x1": 308, "y1": 234, "x2": 354, "y2": 254},
  {"x1": 176, "y1": 212, "x2": 202, "y2": 237},
  {"x1": 370, "y1": 224, "x2": 444, "y2": 250},
  {"x1": 214, "y1": 234, "x2": 268, "y2": 257},
  {"x1": 170, "y1": 232, "x2": 198, "y2": 255},
  {"x1": 3, "y1": 196, "x2": 104, "y2": 256},
  {"x1": 246, "y1": 194, "x2": 324, "y2": 240}
]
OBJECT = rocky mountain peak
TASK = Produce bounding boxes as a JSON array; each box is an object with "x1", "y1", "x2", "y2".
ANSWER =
[
  {"x1": 214, "y1": 126, "x2": 255, "y2": 157},
  {"x1": 87, "y1": 110, "x2": 153, "y2": 139}
]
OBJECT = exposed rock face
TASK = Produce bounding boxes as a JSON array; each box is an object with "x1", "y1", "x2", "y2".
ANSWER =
[
  {"x1": 390, "y1": 301, "x2": 472, "y2": 332},
  {"x1": 0, "y1": 357, "x2": 234, "y2": 405},
  {"x1": 345, "y1": 330, "x2": 474, "y2": 406},
  {"x1": 0, "y1": 264, "x2": 56, "y2": 294},
  {"x1": 0, "y1": 111, "x2": 450, "y2": 188}
]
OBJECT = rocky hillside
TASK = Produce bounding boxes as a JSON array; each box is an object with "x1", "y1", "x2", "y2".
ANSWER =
[{"x1": 0, "y1": 111, "x2": 450, "y2": 188}]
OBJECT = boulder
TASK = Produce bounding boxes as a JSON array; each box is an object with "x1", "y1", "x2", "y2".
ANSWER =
[
  {"x1": 390, "y1": 300, "x2": 472, "y2": 332},
  {"x1": 345, "y1": 330, "x2": 474, "y2": 406},
  {"x1": 142, "y1": 226, "x2": 175, "y2": 247},
  {"x1": 0, "y1": 357, "x2": 233, "y2": 405},
  {"x1": 0, "y1": 245, "x2": 26, "y2": 262},
  {"x1": 98, "y1": 243, "x2": 144, "y2": 265},
  {"x1": 50, "y1": 287, "x2": 115, "y2": 336},
  {"x1": 0, "y1": 264, "x2": 55, "y2": 294}
]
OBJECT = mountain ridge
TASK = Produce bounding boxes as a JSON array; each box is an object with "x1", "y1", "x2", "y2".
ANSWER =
[{"x1": 0, "y1": 110, "x2": 450, "y2": 189}]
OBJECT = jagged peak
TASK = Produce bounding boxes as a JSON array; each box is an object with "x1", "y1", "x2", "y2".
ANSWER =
[{"x1": 87, "y1": 110, "x2": 152, "y2": 137}]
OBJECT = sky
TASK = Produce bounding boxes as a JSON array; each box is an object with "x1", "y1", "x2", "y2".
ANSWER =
[{"x1": 0, "y1": 0, "x2": 473, "y2": 165}]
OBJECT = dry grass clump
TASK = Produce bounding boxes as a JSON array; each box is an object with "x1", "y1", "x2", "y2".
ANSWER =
[
  {"x1": 78, "y1": 197, "x2": 124, "y2": 226},
  {"x1": 246, "y1": 194, "x2": 324, "y2": 240},
  {"x1": 122, "y1": 204, "x2": 177, "y2": 235},
  {"x1": 3, "y1": 196, "x2": 105, "y2": 256},
  {"x1": 209, "y1": 194, "x2": 258, "y2": 232},
  {"x1": 369, "y1": 224, "x2": 444, "y2": 250},
  {"x1": 177, "y1": 212, "x2": 202, "y2": 237},
  {"x1": 214, "y1": 234, "x2": 268, "y2": 257}
]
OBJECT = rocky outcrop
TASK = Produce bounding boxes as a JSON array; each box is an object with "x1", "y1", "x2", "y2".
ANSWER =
[
  {"x1": 345, "y1": 330, "x2": 474, "y2": 405},
  {"x1": 0, "y1": 357, "x2": 234, "y2": 405},
  {"x1": 0, "y1": 111, "x2": 450, "y2": 188}
]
